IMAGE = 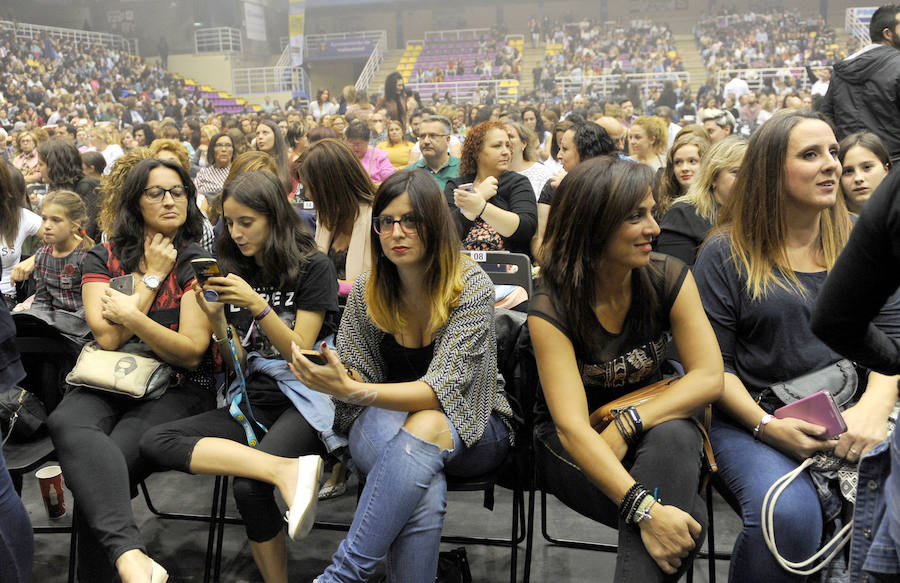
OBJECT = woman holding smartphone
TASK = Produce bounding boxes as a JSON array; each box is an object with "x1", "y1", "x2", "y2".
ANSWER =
[
  {"x1": 47, "y1": 158, "x2": 215, "y2": 583},
  {"x1": 140, "y1": 169, "x2": 340, "y2": 583},
  {"x1": 692, "y1": 110, "x2": 900, "y2": 582},
  {"x1": 290, "y1": 169, "x2": 514, "y2": 582}
]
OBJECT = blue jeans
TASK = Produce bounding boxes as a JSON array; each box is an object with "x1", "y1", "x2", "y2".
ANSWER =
[
  {"x1": 710, "y1": 416, "x2": 824, "y2": 583},
  {"x1": 318, "y1": 407, "x2": 510, "y2": 583},
  {"x1": 0, "y1": 445, "x2": 32, "y2": 583}
]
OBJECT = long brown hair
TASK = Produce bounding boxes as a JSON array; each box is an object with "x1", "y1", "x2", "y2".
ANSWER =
[
  {"x1": 657, "y1": 133, "x2": 710, "y2": 216},
  {"x1": 296, "y1": 139, "x2": 375, "y2": 233},
  {"x1": 540, "y1": 157, "x2": 661, "y2": 346},
  {"x1": 716, "y1": 110, "x2": 852, "y2": 300},
  {"x1": 365, "y1": 170, "x2": 464, "y2": 336}
]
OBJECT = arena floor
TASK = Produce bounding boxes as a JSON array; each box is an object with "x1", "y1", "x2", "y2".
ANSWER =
[{"x1": 23, "y1": 467, "x2": 740, "y2": 582}]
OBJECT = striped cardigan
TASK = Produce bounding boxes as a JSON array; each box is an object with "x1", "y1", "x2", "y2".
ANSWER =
[{"x1": 333, "y1": 257, "x2": 514, "y2": 447}]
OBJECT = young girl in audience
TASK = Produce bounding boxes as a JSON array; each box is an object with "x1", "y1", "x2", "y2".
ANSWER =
[
  {"x1": 838, "y1": 131, "x2": 891, "y2": 214},
  {"x1": 657, "y1": 136, "x2": 747, "y2": 265},
  {"x1": 291, "y1": 169, "x2": 513, "y2": 582},
  {"x1": 19, "y1": 190, "x2": 93, "y2": 319},
  {"x1": 530, "y1": 156, "x2": 723, "y2": 581},
  {"x1": 692, "y1": 110, "x2": 900, "y2": 582},
  {"x1": 628, "y1": 116, "x2": 668, "y2": 172},
  {"x1": 141, "y1": 169, "x2": 339, "y2": 583},
  {"x1": 2, "y1": 164, "x2": 41, "y2": 310},
  {"x1": 655, "y1": 133, "x2": 710, "y2": 218}
]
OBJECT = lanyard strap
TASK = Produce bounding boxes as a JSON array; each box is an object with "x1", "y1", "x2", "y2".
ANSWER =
[{"x1": 225, "y1": 333, "x2": 267, "y2": 447}]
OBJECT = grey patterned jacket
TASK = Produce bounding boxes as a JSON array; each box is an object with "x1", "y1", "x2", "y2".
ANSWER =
[{"x1": 332, "y1": 258, "x2": 515, "y2": 447}]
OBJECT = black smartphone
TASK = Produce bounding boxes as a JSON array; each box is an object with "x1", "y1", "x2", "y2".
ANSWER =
[
  {"x1": 109, "y1": 274, "x2": 134, "y2": 295},
  {"x1": 297, "y1": 349, "x2": 327, "y2": 366},
  {"x1": 191, "y1": 258, "x2": 221, "y2": 285}
]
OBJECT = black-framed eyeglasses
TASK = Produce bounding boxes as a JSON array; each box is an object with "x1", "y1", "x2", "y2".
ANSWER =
[
  {"x1": 418, "y1": 133, "x2": 448, "y2": 141},
  {"x1": 213, "y1": 142, "x2": 234, "y2": 150},
  {"x1": 143, "y1": 185, "x2": 187, "y2": 202},
  {"x1": 373, "y1": 214, "x2": 418, "y2": 236}
]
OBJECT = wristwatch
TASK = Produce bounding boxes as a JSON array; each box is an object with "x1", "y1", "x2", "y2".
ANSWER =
[
  {"x1": 141, "y1": 274, "x2": 161, "y2": 291},
  {"x1": 753, "y1": 414, "x2": 773, "y2": 440}
]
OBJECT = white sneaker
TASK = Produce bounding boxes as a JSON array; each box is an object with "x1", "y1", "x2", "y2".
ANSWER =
[{"x1": 287, "y1": 455, "x2": 323, "y2": 540}]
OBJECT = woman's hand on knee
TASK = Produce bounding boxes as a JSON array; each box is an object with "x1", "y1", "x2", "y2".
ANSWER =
[{"x1": 638, "y1": 504, "x2": 701, "y2": 575}]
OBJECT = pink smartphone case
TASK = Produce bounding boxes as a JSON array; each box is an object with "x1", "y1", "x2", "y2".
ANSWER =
[{"x1": 774, "y1": 391, "x2": 847, "y2": 438}]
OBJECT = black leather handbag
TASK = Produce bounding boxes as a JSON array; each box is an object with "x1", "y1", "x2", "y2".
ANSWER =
[{"x1": 0, "y1": 386, "x2": 48, "y2": 444}]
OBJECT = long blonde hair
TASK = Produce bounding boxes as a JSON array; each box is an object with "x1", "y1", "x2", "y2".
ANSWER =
[
  {"x1": 365, "y1": 171, "x2": 464, "y2": 337},
  {"x1": 675, "y1": 136, "x2": 747, "y2": 224},
  {"x1": 717, "y1": 110, "x2": 852, "y2": 300}
]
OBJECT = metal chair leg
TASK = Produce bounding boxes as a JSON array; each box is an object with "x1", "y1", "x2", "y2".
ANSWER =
[{"x1": 539, "y1": 489, "x2": 618, "y2": 552}]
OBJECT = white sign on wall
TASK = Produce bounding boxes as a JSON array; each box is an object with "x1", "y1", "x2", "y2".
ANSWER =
[{"x1": 244, "y1": 1, "x2": 267, "y2": 42}]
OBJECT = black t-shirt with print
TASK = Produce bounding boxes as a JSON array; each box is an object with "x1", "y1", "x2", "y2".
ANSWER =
[
  {"x1": 529, "y1": 253, "x2": 688, "y2": 421},
  {"x1": 225, "y1": 250, "x2": 339, "y2": 360}
]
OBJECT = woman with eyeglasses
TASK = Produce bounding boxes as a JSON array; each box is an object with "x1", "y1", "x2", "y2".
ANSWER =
[
  {"x1": 141, "y1": 169, "x2": 339, "y2": 583},
  {"x1": 290, "y1": 169, "x2": 513, "y2": 582},
  {"x1": 195, "y1": 132, "x2": 236, "y2": 219},
  {"x1": 47, "y1": 158, "x2": 216, "y2": 583}
]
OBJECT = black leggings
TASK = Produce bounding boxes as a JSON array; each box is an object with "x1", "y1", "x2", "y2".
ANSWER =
[
  {"x1": 46, "y1": 383, "x2": 214, "y2": 582},
  {"x1": 140, "y1": 400, "x2": 325, "y2": 542},
  {"x1": 536, "y1": 418, "x2": 708, "y2": 582}
]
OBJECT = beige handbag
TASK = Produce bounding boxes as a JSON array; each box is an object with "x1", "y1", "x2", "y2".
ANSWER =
[{"x1": 65, "y1": 342, "x2": 173, "y2": 399}]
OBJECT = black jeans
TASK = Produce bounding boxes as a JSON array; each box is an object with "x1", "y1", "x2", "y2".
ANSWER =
[
  {"x1": 140, "y1": 399, "x2": 325, "y2": 542},
  {"x1": 47, "y1": 383, "x2": 214, "y2": 582},
  {"x1": 536, "y1": 418, "x2": 708, "y2": 582}
]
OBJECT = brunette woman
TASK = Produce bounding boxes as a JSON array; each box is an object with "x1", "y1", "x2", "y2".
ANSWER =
[
  {"x1": 838, "y1": 131, "x2": 892, "y2": 214},
  {"x1": 47, "y1": 158, "x2": 215, "y2": 583},
  {"x1": 531, "y1": 157, "x2": 722, "y2": 580},
  {"x1": 255, "y1": 119, "x2": 291, "y2": 194},
  {"x1": 297, "y1": 139, "x2": 375, "y2": 294},
  {"x1": 141, "y1": 170, "x2": 339, "y2": 583}
]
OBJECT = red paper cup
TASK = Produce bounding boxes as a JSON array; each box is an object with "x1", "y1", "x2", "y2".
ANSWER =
[{"x1": 36, "y1": 465, "x2": 66, "y2": 519}]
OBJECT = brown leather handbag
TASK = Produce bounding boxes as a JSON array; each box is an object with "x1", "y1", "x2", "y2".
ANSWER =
[{"x1": 589, "y1": 376, "x2": 718, "y2": 483}]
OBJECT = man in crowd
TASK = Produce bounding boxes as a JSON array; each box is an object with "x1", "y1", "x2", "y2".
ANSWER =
[
  {"x1": 701, "y1": 108, "x2": 735, "y2": 143},
  {"x1": 821, "y1": 4, "x2": 900, "y2": 163},
  {"x1": 403, "y1": 115, "x2": 459, "y2": 190}
]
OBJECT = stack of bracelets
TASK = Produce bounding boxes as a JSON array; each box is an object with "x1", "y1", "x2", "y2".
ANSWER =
[
  {"x1": 619, "y1": 482, "x2": 659, "y2": 525},
  {"x1": 613, "y1": 405, "x2": 644, "y2": 447}
]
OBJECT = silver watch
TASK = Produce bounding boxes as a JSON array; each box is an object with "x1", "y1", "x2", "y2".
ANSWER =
[
  {"x1": 141, "y1": 274, "x2": 161, "y2": 290},
  {"x1": 753, "y1": 414, "x2": 773, "y2": 440}
]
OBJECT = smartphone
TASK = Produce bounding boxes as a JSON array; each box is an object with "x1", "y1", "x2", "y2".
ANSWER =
[
  {"x1": 191, "y1": 258, "x2": 221, "y2": 286},
  {"x1": 109, "y1": 274, "x2": 134, "y2": 295},
  {"x1": 297, "y1": 349, "x2": 327, "y2": 366},
  {"x1": 774, "y1": 391, "x2": 847, "y2": 439},
  {"x1": 458, "y1": 182, "x2": 476, "y2": 192}
]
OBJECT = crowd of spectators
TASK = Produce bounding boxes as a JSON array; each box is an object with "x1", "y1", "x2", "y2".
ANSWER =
[
  {"x1": 537, "y1": 18, "x2": 682, "y2": 84},
  {"x1": 694, "y1": 9, "x2": 840, "y2": 73}
]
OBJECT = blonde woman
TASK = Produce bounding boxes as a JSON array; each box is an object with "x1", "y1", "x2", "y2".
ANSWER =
[
  {"x1": 376, "y1": 120, "x2": 414, "y2": 169},
  {"x1": 657, "y1": 137, "x2": 747, "y2": 265},
  {"x1": 629, "y1": 116, "x2": 668, "y2": 172},
  {"x1": 655, "y1": 133, "x2": 711, "y2": 218},
  {"x1": 693, "y1": 110, "x2": 900, "y2": 582},
  {"x1": 505, "y1": 120, "x2": 554, "y2": 200}
]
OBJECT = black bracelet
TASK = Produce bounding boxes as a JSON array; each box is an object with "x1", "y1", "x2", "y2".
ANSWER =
[
  {"x1": 476, "y1": 199, "x2": 488, "y2": 220},
  {"x1": 619, "y1": 483, "x2": 643, "y2": 516},
  {"x1": 625, "y1": 406, "x2": 643, "y2": 437},
  {"x1": 614, "y1": 411, "x2": 636, "y2": 447}
]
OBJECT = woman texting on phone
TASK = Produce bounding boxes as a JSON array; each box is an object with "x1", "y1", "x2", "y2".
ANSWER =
[
  {"x1": 290, "y1": 169, "x2": 514, "y2": 582},
  {"x1": 140, "y1": 169, "x2": 339, "y2": 583},
  {"x1": 529, "y1": 156, "x2": 722, "y2": 580},
  {"x1": 692, "y1": 110, "x2": 900, "y2": 582},
  {"x1": 47, "y1": 158, "x2": 215, "y2": 583}
]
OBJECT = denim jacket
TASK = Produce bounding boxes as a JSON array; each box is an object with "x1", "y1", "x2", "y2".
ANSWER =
[{"x1": 850, "y1": 430, "x2": 900, "y2": 582}]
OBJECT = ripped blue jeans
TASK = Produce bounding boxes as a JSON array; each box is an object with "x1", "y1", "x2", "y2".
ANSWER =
[{"x1": 318, "y1": 407, "x2": 510, "y2": 583}]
